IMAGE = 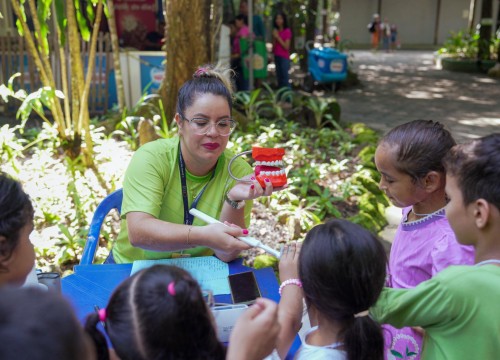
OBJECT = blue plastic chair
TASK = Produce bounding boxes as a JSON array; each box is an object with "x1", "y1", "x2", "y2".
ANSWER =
[{"x1": 80, "y1": 189, "x2": 123, "y2": 265}]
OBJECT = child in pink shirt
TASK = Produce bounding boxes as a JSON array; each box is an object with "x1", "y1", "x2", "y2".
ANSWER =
[{"x1": 374, "y1": 120, "x2": 474, "y2": 359}]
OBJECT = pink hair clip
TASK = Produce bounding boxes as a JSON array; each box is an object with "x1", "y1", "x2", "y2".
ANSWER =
[
  {"x1": 98, "y1": 308, "x2": 107, "y2": 322},
  {"x1": 194, "y1": 67, "x2": 209, "y2": 77},
  {"x1": 167, "y1": 281, "x2": 176, "y2": 296}
]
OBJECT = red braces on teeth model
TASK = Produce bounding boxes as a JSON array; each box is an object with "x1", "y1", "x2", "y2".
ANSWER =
[
  {"x1": 252, "y1": 147, "x2": 287, "y2": 188},
  {"x1": 228, "y1": 147, "x2": 287, "y2": 188}
]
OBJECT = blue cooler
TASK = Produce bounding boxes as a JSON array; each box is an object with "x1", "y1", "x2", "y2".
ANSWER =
[{"x1": 308, "y1": 47, "x2": 348, "y2": 83}]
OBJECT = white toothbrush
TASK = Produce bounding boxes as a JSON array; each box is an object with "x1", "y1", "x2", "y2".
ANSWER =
[{"x1": 189, "y1": 208, "x2": 281, "y2": 258}]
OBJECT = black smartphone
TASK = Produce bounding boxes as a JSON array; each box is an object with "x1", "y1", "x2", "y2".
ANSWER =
[{"x1": 228, "y1": 271, "x2": 261, "y2": 304}]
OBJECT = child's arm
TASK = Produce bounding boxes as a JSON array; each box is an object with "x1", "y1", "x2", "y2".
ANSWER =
[
  {"x1": 276, "y1": 242, "x2": 304, "y2": 359},
  {"x1": 370, "y1": 268, "x2": 459, "y2": 329}
]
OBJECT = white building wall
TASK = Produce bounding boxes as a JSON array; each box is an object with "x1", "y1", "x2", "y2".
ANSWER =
[{"x1": 339, "y1": 0, "x2": 490, "y2": 48}]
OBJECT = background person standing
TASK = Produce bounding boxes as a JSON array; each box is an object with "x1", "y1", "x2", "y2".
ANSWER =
[
  {"x1": 272, "y1": 12, "x2": 292, "y2": 89},
  {"x1": 368, "y1": 13, "x2": 381, "y2": 51}
]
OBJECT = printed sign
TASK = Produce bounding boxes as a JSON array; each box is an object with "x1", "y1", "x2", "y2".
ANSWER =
[{"x1": 115, "y1": 0, "x2": 156, "y2": 49}]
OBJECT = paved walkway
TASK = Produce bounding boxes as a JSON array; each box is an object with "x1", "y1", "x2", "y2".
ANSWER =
[
  {"x1": 335, "y1": 50, "x2": 500, "y2": 242},
  {"x1": 336, "y1": 50, "x2": 500, "y2": 143}
]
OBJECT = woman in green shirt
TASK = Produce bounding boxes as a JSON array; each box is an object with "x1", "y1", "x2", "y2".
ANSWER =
[{"x1": 111, "y1": 64, "x2": 277, "y2": 264}]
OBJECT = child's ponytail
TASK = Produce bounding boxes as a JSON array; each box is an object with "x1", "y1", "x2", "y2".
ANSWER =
[
  {"x1": 300, "y1": 220, "x2": 387, "y2": 360},
  {"x1": 343, "y1": 316, "x2": 384, "y2": 360},
  {"x1": 84, "y1": 312, "x2": 110, "y2": 360}
]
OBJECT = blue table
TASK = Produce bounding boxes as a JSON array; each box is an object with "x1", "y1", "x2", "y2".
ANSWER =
[{"x1": 62, "y1": 258, "x2": 301, "y2": 358}]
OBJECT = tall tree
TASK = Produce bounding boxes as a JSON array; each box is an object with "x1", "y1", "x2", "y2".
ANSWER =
[
  {"x1": 477, "y1": 0, "x2": 493, "y2": 60},
  {"x1": 159, "y1": 0, "x2": 223, "y2": 121},
  {"x1": 106, "y1": 0, "x2": 126, "y2": 110},
  {"x1": 9, "y1": 0, "x2": 109, "y2": 189}
]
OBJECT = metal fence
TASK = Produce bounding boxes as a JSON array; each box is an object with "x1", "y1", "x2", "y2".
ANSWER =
[{"x1": 0, "y1": 32, "x2": 113, "y2": 116}]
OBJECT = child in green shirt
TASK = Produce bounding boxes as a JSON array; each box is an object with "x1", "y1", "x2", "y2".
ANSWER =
[{"x1": 371, "y1": 133, "x2": 500, "y2": 359}]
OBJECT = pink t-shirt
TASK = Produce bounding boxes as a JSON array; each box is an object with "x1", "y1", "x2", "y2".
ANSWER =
[
  {"x1": 383, "y1": 206, "x2": 475, "y2": 360},
  {"x1": 273, "y1": 28, "x2": 292, "y2": 59},
  {"x1": 232, "y1": 26, "x2": 249, "y2": 56}
]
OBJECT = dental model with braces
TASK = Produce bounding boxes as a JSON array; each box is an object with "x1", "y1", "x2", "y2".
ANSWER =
[
  {"x1": 227, "y1": 147, "x2": 287, "y2": 188},
  {"x1": 252, "y1": 147, "x2": 287, "y2": 188}
]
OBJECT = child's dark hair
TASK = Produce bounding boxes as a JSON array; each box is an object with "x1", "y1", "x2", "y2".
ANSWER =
[
  {"x1": 235, "y1": 14, "x2": 248, "y2": 26},
  {"x1": 0, "y1": 172, "x2": 34, "y2": 271},
  {"x1": 299, "y1": 219, "x2": 387, "y2": 360},
  {"x1": 85, "y1": 264, "x2": 226, "y2": 360},
  {"x1": 273, "y1": 11, "x2": 289, "y2": 29},
  {"x1": 380, "y1": 120, "x2": 456, "y2": 181},
  {"x1": 0, "y1": 287, "x2": 91, "y2": 360},
  {"x1": 176, "y1": 63, "x2": 234, "y2": 117},
  {"x1": 443, "y1": 133, "x2": 500, "y2": 209}
]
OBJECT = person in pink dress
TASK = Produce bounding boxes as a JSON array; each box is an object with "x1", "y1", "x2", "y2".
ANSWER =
[
  {"x1": 374, "y1": 120, "x2": 475, "y2": 360},
  {"x1": 231, "y1": 14, "x2": 249, "y2": 91},
  {"x1": 272, "y1": 12, "x2": 292, "y2": 89}
]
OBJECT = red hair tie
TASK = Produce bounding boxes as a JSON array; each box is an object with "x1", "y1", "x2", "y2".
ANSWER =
[
  {"x1": 167, "y1": 281, "x2": 176, "y2": 296},
  {"x1": 194, "y1": 67, "x2": 209, "y2": 77}
]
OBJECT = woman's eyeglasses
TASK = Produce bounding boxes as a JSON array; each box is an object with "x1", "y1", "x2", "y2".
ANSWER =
[{"x1": 180, "y1": 114, "x2": 236, "y2": 136}]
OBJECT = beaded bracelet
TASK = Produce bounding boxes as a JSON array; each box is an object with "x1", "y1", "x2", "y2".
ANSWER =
[{"x1": 279, "y1": 278, "x2": 302, "y2": 296}]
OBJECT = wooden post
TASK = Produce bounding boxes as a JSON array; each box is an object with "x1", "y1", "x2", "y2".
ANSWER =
[{"x1": 434, "y1": 0, "x2": 441, "y2": 45}]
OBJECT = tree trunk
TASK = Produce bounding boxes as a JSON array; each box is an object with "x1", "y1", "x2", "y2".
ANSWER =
[
  {"x1": 79, "y1": 0, "x2": 104, "y2": 168},
  {"x1": 10, "y1": 0, "x2": 66, "y2": 137},
  {"x1": 106, "y1": 0, "x2": 126, "y2": 110},
  {"x1": 478, "y1": 0, "x2": 493, "y2": 60},
  {"x1": 66, "y1": 0, "x2": 84, "y2": 157},
  {"x1": 160, "y1": 0, "x2": 222, "y2": 121},
  {"x1": 300, "y1": 0, "x2": 318, "y2": 71},
  {"x1": 468, "y1": 0, "x2": 478, "y2": 32}
]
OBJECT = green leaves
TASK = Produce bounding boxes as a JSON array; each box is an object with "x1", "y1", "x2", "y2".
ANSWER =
[
  {"x1": 54, "y1": 0, "x2": 67, "y2": 45},
  {"x1": 75, "y1": 0, "x2": 91, "y2": 41},
  {"x1": 36, "y1": 0, "x2": 52, "y2": 55}
]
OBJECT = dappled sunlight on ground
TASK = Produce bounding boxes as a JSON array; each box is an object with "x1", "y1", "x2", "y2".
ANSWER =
[
  {"x1": 405, "y1": 91, "x2": 443, "y2": 99},
  {"x1": 336, "y1": 50, "x2": 500, "y2": 142},
  {"x1": 459, "y1": 117, "x2": 500, "y2": 127}
]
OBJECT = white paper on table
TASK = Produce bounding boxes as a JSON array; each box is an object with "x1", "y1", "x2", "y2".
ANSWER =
[{"x1": 131, "y1": 257, "x2": 230, "y2": 295}]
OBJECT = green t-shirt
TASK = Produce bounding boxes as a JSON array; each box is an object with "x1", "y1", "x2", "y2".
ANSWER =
[
  {"x1": 371, "y1": 265, "x2": 500, "y2": 359},
  {"x1": 113, "y1": 137, "x2": 253, "y2": 263}
]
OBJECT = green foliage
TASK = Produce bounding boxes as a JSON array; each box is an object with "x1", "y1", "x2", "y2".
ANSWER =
[
  {"x1": 438, "y1": 30, "x2": 479, "y2": 59},
  {"x1": 253, "y1": 254, "x2": 278, "y2": 270},
  {"x1": 2, "y1": 79, "x2": 387, "y2": 271},
  {"x1": 230, "y1": 88, "x2": 388, "y2": 243},
  {"x1": 111, "y1": 93, "x2": 174, "y2": 150},
  {"x1": 234, "y1": 88, "x2": 268, "y2": 124},
  {"x1": 1, "y1": 73, "x2": 55, "y2": 128},
  {"x1": 303, "y1": 96, "x2": 340, "y2": 129},
  {"x1": 438, "y1": 30, "x2": 499, "y2": 60},
  {"x1": 0, "y1": 121, "x2": 127, "y2": 273},
  {"x1": 0, "y1": 124, "x2": 26, "y2": 172},
  {"x1": 351, "y1": 122, "x2": 379, "y2": 145}
]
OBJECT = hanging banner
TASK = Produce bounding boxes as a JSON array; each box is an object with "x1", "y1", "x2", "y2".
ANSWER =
[{"x1": 114, "y1": 0, "x2": 156, "y2": 49}]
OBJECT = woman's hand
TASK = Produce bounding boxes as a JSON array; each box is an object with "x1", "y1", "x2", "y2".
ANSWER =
[
  {"x1": 228, "y1": 174, "x2": 286, "y2": 202},
  {"x1": 196, "y1": 223, "x2": 251, "y2": 262},
  {"x1": 272, "y1": 29, "x2": 279, "y2": 39}
]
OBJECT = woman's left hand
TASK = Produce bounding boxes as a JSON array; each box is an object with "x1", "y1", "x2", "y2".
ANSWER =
[{"x1": 228, "y1": 174, "x2": 283, "y2": 201}]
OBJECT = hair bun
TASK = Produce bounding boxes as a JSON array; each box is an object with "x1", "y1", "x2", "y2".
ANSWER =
[{"x1": 194, "y1": 67, "x2": 212, "y2": 78}]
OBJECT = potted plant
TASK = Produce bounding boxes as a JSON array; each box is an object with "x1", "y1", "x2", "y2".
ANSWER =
[{"x1": 436, "y1": 30, "x2": 498, "y2": 73}]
